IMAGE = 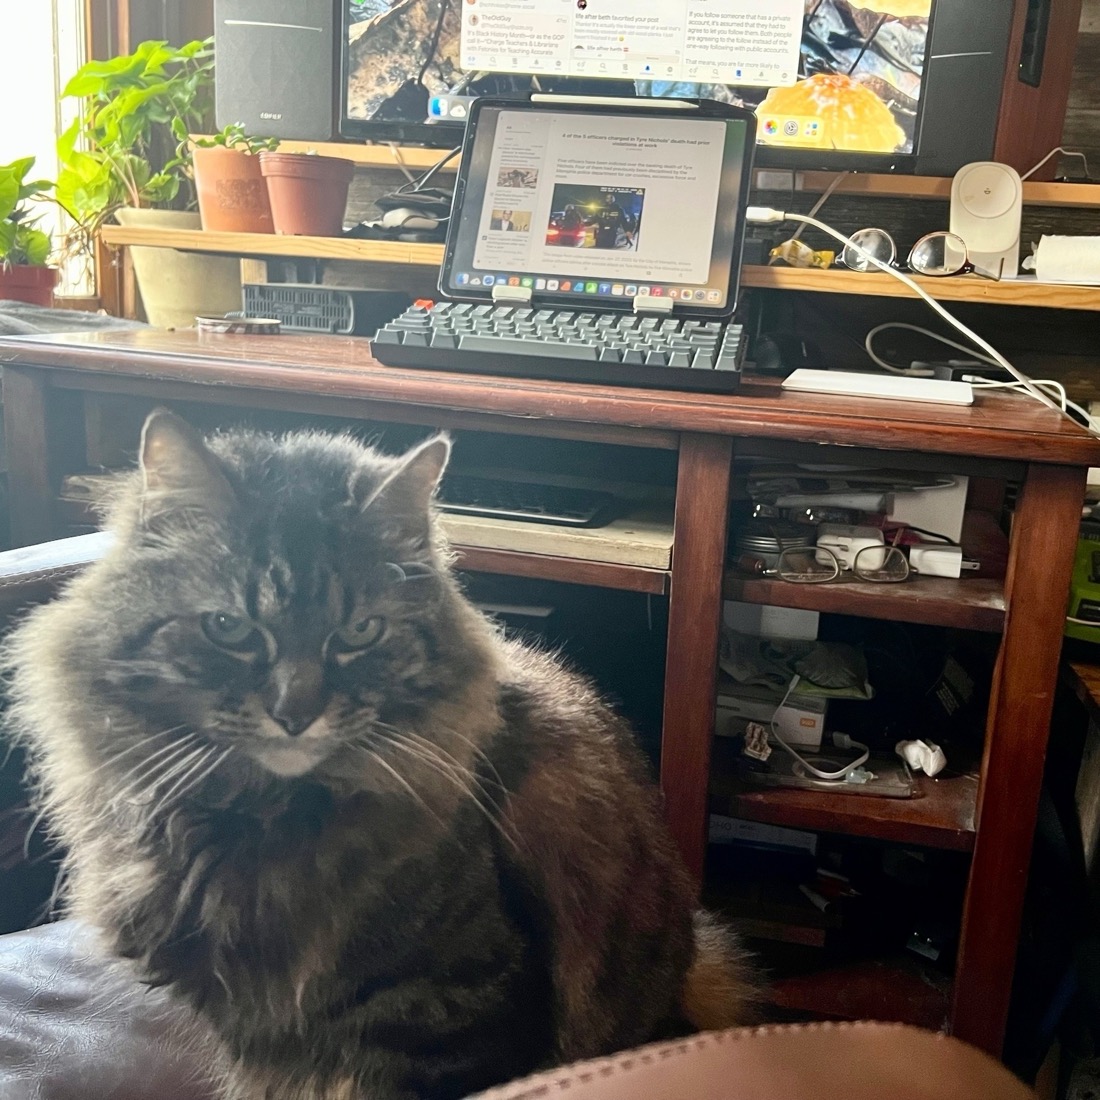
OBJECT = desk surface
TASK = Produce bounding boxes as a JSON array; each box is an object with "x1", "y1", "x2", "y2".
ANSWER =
[{"x1": 2, "y1": 329, "x2": 1099, "y2": 467}]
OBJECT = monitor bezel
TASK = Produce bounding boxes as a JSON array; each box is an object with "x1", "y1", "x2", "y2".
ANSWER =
[{"x1": 437, "y1": 96, "x2": 757, "y2": 319}]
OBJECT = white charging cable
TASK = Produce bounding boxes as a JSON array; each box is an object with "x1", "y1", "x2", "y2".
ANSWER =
[
  {"x1": 745, "y1": 207, "x2": 1073, "y2": 423},
  {"x1": 768, "y1": 674, "x2": 870, "y2": 781}
]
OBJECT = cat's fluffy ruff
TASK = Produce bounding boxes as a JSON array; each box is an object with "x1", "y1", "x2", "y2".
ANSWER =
[{"x1": 5, "y1": 411, "x2": 755, "y2": 1100}]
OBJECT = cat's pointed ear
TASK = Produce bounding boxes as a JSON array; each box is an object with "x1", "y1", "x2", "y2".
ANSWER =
[
  {"x1": 353, "y1": 434, "x2": 451, "y2": 534},
  {"x1": 139, "y1": 409, "x2": 236, "y2": 524}
]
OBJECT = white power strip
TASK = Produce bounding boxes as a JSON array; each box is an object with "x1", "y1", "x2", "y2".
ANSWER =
[{"x1": 782, "y1": 369, "x2": 975, "y2": 406}]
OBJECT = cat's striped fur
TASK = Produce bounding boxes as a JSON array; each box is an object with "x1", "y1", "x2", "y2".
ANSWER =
[{"x1": 5, "y1": 411, "x2": 754, "y2": 1099}]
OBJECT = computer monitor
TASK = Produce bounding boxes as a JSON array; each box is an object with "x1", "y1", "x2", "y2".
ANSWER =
[{"x1": 342, "y1": 0, "x2": 947, "y2": 171}]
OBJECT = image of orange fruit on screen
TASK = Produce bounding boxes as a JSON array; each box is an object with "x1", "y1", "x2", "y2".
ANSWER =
[
  {"x1": 846, "y1": 0, "x2": 932, "y2": 16},
  {"x1": 757, "y1": 73, "x2": 906, "y2": 153}
]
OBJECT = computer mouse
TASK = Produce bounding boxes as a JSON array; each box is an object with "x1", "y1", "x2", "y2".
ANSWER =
[
  {"x1": 380, "y1": 207, "x2": 441, "y2": 231},
  {"x1": 753, "y1": 333, "x2": 817, "y2": 375}
]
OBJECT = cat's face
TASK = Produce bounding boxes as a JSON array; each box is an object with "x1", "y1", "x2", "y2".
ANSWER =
[{"x1": 81, "y1": 412, "x2": 482, "y2": 791}]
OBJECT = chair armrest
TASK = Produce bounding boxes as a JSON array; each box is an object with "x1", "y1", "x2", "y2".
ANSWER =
[
  {"x1": 0, "y1": 532, "x2": 111, "y2": 623},
  {"x1": 471, "y1": 1022, "x2": 1035, "y2": 1100}
]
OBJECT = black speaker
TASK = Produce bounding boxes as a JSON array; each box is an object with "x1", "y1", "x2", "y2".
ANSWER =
[{"x1": 214, "y1": 0, "x2": 336, "y2": 141}]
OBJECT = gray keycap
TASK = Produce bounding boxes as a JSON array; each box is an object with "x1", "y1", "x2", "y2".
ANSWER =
[
  {"x1": 645, "y1": 351, "x2": 669, "y2": 366},
  {"x1": 691, "y1": 351, "x2": 716, "y2": 369},
  {"x1": 401, "y1": 331, "x2": 430, "y2": 346},
  {"x1": 456, "y1": 335, "x2": 600, "y2": 360},
  {"x1": 668, "y1": 351, "x2": 693, "y2": 367},
  {"x1": 372, "y1": 327, "x2": 403, "y2": 345},
  {"x1": 622, "y1": 349, "x2": 646, "y2": 364},
  {"x1": 599, "y1": 347, "x2": 623, "y2": 363},
  {"x1": 429, "y1": 332, "x2": 458, "y2": 349}
]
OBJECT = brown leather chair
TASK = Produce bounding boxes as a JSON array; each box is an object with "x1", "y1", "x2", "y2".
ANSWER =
[{"x1": 0, "y1": 536, "x2": 1034, "y2": 1100}]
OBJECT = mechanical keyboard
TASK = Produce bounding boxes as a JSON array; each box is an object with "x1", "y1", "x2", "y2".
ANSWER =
[
  {"x1": 371, "y1": 303, "x2": 745, "y2": 392},
  {"x1": 438, "y1": 474, "x2": 613, "y2": 527}
]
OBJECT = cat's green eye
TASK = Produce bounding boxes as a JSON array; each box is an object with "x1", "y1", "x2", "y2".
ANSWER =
[
  {"x1": 336, "y1": 616, "x2": 386, "y2": 650},
  {"x1": 201, "y1": 611, "x2": 258, "y2": 650}
]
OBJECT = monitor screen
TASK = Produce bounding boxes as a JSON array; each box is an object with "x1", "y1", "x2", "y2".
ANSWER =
[
  {"x1": 440, "y1": 100, "x2": 754, "y2": 312},
  {"x1": 343, "y1": 0, "x2": 932, "y2": 165}
]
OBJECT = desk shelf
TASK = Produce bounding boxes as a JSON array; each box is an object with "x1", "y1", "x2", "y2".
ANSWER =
[
  {"x1": 722, "y1": 572, "x2": 1006, "y2": 634},
  {"x1": 710, "y1": 765, "x2": 978, "y2": 853},
  {"x1": 99, "y1": 225, "x2": 445, "y2": 267},
  {"x1": 740, "y1": 266, "x2": 1100, "y2": 311},
  {"x1": 99, "y1": 225, "x2": 1100, "y2": 311}
]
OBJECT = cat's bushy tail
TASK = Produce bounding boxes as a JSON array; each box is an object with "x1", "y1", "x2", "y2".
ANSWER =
[{"x1": 680, "y1": 909, "x2": 761, "y2": 1031}]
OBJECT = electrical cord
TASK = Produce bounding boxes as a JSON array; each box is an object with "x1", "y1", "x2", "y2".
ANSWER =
[
  {"x1": 745, "y1": 207, "x2": 1085, "y2": 428},
  {"x1": 865, "y1": 321, "x2": 1000, "y2": 378},
  {"x1": 964, "y1": 376, "x2": 1068, "y2": 412},
  {"x1": 789, "y1": 172, "x2": 849, "y2": 244},
  {"x1": 768, "y1": 674, "x2": 871, "y2": 781},
  {"x1": 1021, "y1": 145, "x2": 1093, "y2": 182}
]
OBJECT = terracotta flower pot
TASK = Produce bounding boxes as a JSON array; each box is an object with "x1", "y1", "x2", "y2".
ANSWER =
[
  {"x1": 0, "y1": 264, "x2": 58, "y2": 307},
  {"x1": 259, "y1": 152, "x2": 354, "y2": 237},
  {"x1": 193, "y1": 146, "x2": 274, "y2": 233}
]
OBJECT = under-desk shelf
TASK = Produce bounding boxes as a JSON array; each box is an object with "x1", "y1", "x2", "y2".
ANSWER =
[
  {"x1": 723, "y1": 572, "x2": 1006, "y2": 633},
  {"x1": 710, "y1": 749, "x2": 978, "y2": 852}
]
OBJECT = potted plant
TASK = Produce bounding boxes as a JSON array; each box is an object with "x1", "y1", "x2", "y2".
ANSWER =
[
  {"x1": 192, "y1": 123, "x2": 280, "y2": 234},
  {"x1": 259, "y1": 150, "x2": 355, "y2": 237},
  {"x1": 56, "y1": 38, "x2": 242, "y2": 328},
  {"x1": 0, "y1": 157, "x2": 57, "y2": 306}
]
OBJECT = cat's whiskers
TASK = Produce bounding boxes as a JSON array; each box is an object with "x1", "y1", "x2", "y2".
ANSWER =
[
  {"x1": 393, "y1": 727, "x2": 518, "y2": 843},
  {"x1": 348, "y1": 741, "x2": 448, "y2": 829},
  {"x1": 115, "y1": 741, "x2": 207, "y2": 811},
  {"x1": 84, "y1": 723, "x2": 190, "y2": 778},
  {"x1": 368, "y1": 730, "x2": 520, "y2": 850},
  {"x1": 148, "y1": 746, "x2": 234, "y2": 822},
  {"x1": 106, "y1": 735, "x2": 201, "y2": 810}
]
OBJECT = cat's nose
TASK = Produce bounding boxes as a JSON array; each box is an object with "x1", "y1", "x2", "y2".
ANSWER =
[{"x1": 264, "y1": 660, "x2": 326, "y2": 737}]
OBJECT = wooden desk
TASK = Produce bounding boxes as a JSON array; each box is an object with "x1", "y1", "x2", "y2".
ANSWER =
[{"x1": 1, "y1": 328, "x2": 1098, "y2": 1057}]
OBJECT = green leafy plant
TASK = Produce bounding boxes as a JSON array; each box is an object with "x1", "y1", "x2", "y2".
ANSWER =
[
  {"x1": 0, "y1": 157, "x2": 53, "y2": 268},
  {"x1": 194, "y1": 123, "x2": 280, "y2": 156},
  {"x1": 55, "y1": 37, "x2": 214, "y2": 238}
]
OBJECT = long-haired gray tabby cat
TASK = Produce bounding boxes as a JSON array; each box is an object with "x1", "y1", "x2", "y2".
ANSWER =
[{"x1": 6, "y1": 410, "x2": 754, "y2": 1100}]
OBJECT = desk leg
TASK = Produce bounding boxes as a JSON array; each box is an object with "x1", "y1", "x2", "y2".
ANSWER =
[
  {"x1": 661, "y1": 433, "x2": 733, "y2": 884},
  {"x1": 3, "y1": 367, "x2": 54, "y2": 548},
  {"x1": 951, "y1": 462, "x2": 1085, "y2": 1055}
]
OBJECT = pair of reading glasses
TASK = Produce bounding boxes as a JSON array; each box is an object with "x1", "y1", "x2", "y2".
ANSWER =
[
  {"x1": 840, "y1": 229, "x2": 1000, "y2": 280},
  {"x1": 750, "y1": 544, "x2": 913, "y2": 585}
]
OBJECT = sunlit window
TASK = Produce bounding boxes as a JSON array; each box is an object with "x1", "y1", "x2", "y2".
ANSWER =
[{"x1": 0, "y1": 1, "x2": 89, "y2": 296}]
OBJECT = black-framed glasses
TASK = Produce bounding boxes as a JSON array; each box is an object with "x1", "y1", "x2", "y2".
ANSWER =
[
  {"x1": 840, "y1": 229, "x2": 1000, "y2": 280},
  {"x1": 760, "y1": 544, "x2": 913, "y2": 584}
]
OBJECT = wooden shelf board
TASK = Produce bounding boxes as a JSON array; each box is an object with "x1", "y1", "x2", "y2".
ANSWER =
[
  {"x1": 793, "y1": 171, "x2": 1100, "y2": 209},
  {"x1": 453, "y1": 545, "x2": 668, "y2": 594},
  {"x1": 723, "y1": 572, "x2": 1005, "y2": 634},
  {"x1": 741, "y1": 266, "x2": 1100, "y2": 311},
  {"x1": 190, "y1": 140, "x2": 1100, "y2": 209},
  {"x1": 709, "y1": 759, "x2": 978, "y2": 852},
  {"x1": 192, "y1": 138, "x2": 458, "y2": 173},
  {"x1": 99, "y1": 225, "x2": 445, "y2": 267},
  {"x1": 763, "y1": 955, "x2": 953, "y2": 1031},
  {"x1": 99, "y1": 225, "x2": 1100, "y2": 310}
]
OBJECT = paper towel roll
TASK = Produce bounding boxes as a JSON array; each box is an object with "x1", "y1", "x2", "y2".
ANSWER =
[{"x1": 1033, "y1": 235, "x2": 1100, "y2": 285}]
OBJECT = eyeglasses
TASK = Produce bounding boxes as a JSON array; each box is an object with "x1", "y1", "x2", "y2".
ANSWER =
[
  {"x1": 840, "y1": 229, "x2": 1000, "y2": 280},
  {"x1": 746, "y1": 544, "x2": 913, "y2": 584}
]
